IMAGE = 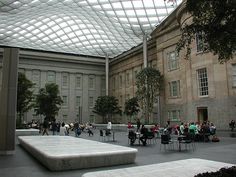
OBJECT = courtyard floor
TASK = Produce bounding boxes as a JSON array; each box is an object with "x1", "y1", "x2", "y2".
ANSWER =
[{"x1": 0, "y1": 130, "x2": 236, "y2": 177}]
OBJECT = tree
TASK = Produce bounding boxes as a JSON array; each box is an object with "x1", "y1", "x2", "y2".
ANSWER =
[
  {"x1": 34, "y1": 83, "x2": 63, "y2": 121},
  {"x1": 136, "y1": 67, "x2": 163, "y2": 123},
  {"x1": 93, "y1": 96, "x2": 122, "y2": 123},
  {"x1": 176, "y1": 0, "x2": 236, "y2": 63},
  {"x1": 124, "y1": 97, "x2": 140, "y2": 122},
  {"x1": 17, "y1": 72, "x2": 35, "y2": 126}
]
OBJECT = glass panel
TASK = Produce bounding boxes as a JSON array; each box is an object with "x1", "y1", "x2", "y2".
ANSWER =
[
  {"x1": 0, "y1": 0, "x2": 182, "y2": 57},
  {"x1": 197, "y1": 68, "x2": 208, "y2": 96}
]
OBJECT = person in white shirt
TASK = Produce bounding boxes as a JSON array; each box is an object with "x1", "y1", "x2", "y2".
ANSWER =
[{"x1": 60, "y1": 122, "x2": 67, "y2": 136}]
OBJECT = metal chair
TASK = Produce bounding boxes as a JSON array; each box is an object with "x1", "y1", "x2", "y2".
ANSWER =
[{"x1": 160, "y1": 134, "x2": 173, "y2": 151}]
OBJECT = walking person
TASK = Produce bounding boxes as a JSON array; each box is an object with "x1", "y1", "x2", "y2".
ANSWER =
[
  {"x1": 42, "y1": 118, "x2": 49, "y2": 136},
  {"x1": 136, "y1": 119, "x2": 141, "y2": 132},
  {"x1": 51, "y1": 119, "x2": 57, "y2": 135}
]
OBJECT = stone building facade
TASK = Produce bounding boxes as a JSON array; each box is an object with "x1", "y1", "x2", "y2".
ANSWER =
[
  {"x1": 110, "y1": 3, "x2": 236, "y2": 129},
  {"x1": 0, "y1": 48, "x2": 106, "y2": 124},
  {"x1": 0, "y1": 3, "x2": 235, "y2": 129}
]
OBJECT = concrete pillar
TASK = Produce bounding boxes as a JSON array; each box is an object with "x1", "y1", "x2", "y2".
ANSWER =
[
  {"x1": 105, "y1": 55, "x2": 109, "y2": 96},
  {"x1": 143, "y1": 34, "x2": 148, "y2": 68},
  {"x1": 0, "y1": 48, "x2": 19, "y2": 155}
]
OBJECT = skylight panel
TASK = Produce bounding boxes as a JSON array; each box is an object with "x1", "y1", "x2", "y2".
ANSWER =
[
  {"x1": 116, "y1": 10, "x2": 125, "y2": 16},
  {"x1": 102, "y1": 3, "x2": 112, "y2": 9},
  {"x1": 0, "y1": 0, "x2": 182, "y2": 58},
  {"x1": 144, "y1": 1, "x2": 154, "y2": 8},
  {"x1": 68, "y1": 32, "x2": 76, "y2": 38},
  {"x1": 32, "y1": 29, "x2": 40, "y2": 34},
  {"x1": 147, "y1": 9, "x2": 156, "y2": 15},
  {"x1": 122, "y1": 1, "x2": 132, "y2": 8},
  {"x1": 132, "y1": 0, "x2": 143, "y2": 8},
  {"x1": 56, "y1": 30, "x2": 64, "y2": 36},
  {"x1": 79, "y1": 36, "x2": 86, "y2": 41},
  {"x1": 112, "y1": 2, "x2": 122, "y2": 8},
  {"x1": 52, "y1": 25, "x2": 60, "y2": 31},
  {"x1": 135, "y1": 9, "x2": 146, "y2": 16},
  {"x1": 126, "y1": 10, "x2": 136, "y2": 16}
]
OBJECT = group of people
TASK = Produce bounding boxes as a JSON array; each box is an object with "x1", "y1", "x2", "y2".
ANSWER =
[
  {"x1": 128, "y1": 119, "x2": 157, "y2": 146},
  {"x1": 163, "y1": 121, "x2": 217, "y2": 142},
  {"x1": 40, "y1": 118, "x2": 94, "y2": 136}
]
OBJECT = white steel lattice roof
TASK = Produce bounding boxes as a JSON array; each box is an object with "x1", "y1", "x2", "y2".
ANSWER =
[{"x1": 0, "y1": 0, "x2": 182, "y2": 58}]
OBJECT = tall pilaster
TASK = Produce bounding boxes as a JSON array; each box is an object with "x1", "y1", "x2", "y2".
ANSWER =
[
  {"x1": 143, "y1": 34, "x2": 148, "y2": 68},
  {"x1": 105, "y1": 55, "x2": 109, "y2": 96},
  {"x1": 0, "y1": 48, "x2": 19, "y2": 155}
]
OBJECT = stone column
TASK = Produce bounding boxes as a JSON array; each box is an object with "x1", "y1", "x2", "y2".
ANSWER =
[
  {"x1": 105, "y1": 55, "x2": 109, "y2": 96},
  {"x1": 143, "y1": 34, "x2": 148, "y2": 68},
  {"x1": 0, "y1": 48, "x2": 19, "y2": 155}
]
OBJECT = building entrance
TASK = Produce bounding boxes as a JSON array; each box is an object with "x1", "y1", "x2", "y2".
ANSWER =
[{"x1": 197, "y1": 107, "x2": 208, "y2": 123}]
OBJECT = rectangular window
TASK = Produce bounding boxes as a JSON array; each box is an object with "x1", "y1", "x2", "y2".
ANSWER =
[
  {"x1": 89, "y1": 97, "x2": 94, "y2": 108},
  {"x1": 168, "y1": 110, "x2": 180, "y2": 121},
  {"x1": 119, "y1": 75, "x2": 122, "y2": 88},
  {"x1": 62, "y1": 73, "x2": 69, "y2": 87},
  {"x1": 196, "y1": 32, "x2": 205, "y2": 52},
  {"x1": 126, "y1": 73, "x2": 130, "y2": 86},
  {"x1": 197, "y1": 68, "x2": 208, "y2": 96},
  {"x1": 232, "y1": 64, "x2": 236, "y2": 87},
  {"x1": 75, "y1": 96, "x2": 81, "y2": 107},
  {"x1": 168, "y1": 51, "x2": 179, "y2": 71},
  {"x1": 62, "y1": 96, "x2": 68, "y2": 106},
  {"x1": 47, "y1": 71, "x2": 56, "y2": 83},
  {"x1": 89, "y1": 77, "x2": 94, "y2": 89},
  {"x1": 169, "y1": 80, "x2": 180, "y2": 97},
  {"x1": 32, "y1": 70, "x2": 40, "y2": 87},
  {"x1": 75, "y1": 75, "x2": 82, "y2": 88}
]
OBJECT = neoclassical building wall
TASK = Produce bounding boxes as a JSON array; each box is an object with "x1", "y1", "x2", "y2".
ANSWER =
[
  {"x1": 109, "y1": 39, "x2": 157, "y2": 124},
  {"x1": 110, "y1": 3, "x2": 236, "y2": 129},
  {"x1": 0, "y1": 48, "x2": 106, "y2": 124}
]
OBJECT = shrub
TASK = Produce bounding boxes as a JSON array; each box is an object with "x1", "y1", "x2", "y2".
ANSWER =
[{"x1": 194, "y1": 166, "x2": 236, "y2": 177}]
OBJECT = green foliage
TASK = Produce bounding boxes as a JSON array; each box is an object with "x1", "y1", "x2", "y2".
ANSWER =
[
  {"x1": 135, "y1": 67, "x2": 163, "y2": 122},
  {"x1": 194, "y1": 166, "x2": 236, "y2": 177},
  {"x1": 176, "y1": 0, "x2": 236, "y2": 63},
  {"x1": 124, "y1": 97, "x2": 140, "y2": 120},
  {"x1": 34, "y1": 83, "x2": 63, "y2": 121},
  {"x1": 93, "y1": 95, "x2": 122, "y2": 123},
  {"x1": 17, "y1": 72, "x2": 35, "y2": 126}
]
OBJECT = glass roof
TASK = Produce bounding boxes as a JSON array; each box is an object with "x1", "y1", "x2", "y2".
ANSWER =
[{"x1": 0, "y1": 0, "x2": 182, "y2": 58}]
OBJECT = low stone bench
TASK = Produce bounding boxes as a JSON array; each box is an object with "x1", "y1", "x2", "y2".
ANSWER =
[
  {"x1": 18, "y1": 136, "x2": 137, "y2": 171},
  {"x1": 16, "y1": 129, "x2": 39, "y2": 136},
  {"x1": 82, "y1": 158, "x2": 235, "y2": 177}
]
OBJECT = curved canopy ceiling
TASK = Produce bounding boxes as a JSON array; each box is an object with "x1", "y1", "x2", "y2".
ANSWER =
[{"x1": 0, "y1": 0, "x2": 182, "y2": 58}]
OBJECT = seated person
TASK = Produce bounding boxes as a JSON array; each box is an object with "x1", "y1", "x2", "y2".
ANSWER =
[
  {"x1": 210, "y1": 123, "x2": 216, "y2": 135},
  {"x1": 189, "y1": 122, "x2": 197, "y2": 134},
  {"x1": 127, "y1": 122, "x2": 133, "y2": 129},
  {"x1": 151, "y1": 124, "x2": 160, "y2": 137},
  {"x1": 179, "y1": 122, "x2": 184, "y2": 135},
  {"x1": 128, "y1": 130, "x2": 136, "y2": 145},
  {"x1": 140, "y1": 125, "x2": 148, "y2": 146}
]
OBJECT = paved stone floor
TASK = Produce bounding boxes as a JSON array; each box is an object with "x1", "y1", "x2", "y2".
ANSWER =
[{"x1": 0, "y1": 130, "x2": 236, "y2": 177}]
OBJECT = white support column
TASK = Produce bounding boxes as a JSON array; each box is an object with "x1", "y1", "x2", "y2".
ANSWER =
[
  {"x1": 143, "y1": 34, "x2": 148, "y2": 68},
  {"x1": 0, "y1": 48, "x2": 19, "y2": 155},
  {"x1": 105, "y1": 55, "x2": 109, "y2": 96}
]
